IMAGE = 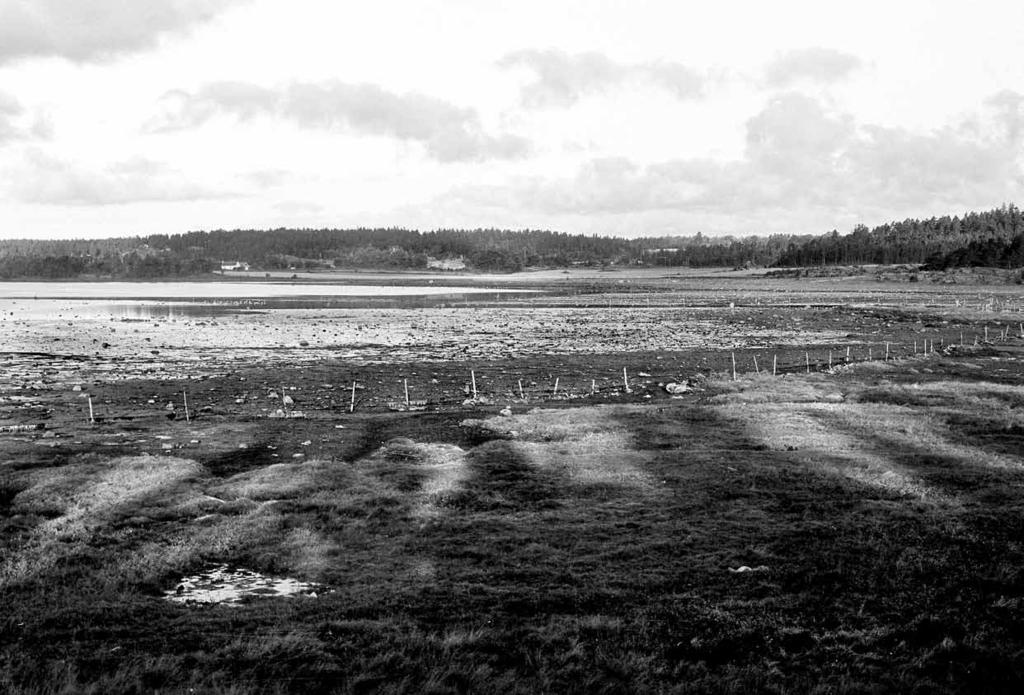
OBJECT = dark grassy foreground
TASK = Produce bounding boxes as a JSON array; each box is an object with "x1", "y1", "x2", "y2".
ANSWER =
[{"x1": 3, "y1": 353, "x2": 1024, "y2": 693}]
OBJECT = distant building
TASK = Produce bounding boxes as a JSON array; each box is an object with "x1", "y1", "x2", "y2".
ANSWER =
[
  {"x1": 426, "y1": 257, "x2": 467, "y2": 271},
  {"x1": 220, "y1": 261, "x2": 250, "y2": 271}
]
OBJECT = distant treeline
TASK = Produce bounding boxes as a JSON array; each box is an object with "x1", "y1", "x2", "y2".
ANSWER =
[
  {"x1": 776, "y1": 204, "x2": 1024, "y2": 267},
  {"x1": 0, "y1": 251, "x2": 216, "y2": 280},
  {"x1": 2, "y1": 204, "x2": 1023, "y2": 278},
  {"x1": 922, "y1": 234, "x2": 1024, "y2": 270},
  {"x1": 0, "y1": 227, "x2": 804, "y2": 278}
]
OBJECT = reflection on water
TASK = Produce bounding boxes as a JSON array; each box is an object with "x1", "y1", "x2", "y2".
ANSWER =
[
  {"x1": 0, "y1": 283, "x2": 539, "y2": 320},
  {"x1": 0, "y1": 281, "x2": 535, "y2": 300}
]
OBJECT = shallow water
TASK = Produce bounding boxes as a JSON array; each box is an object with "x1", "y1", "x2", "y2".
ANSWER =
[
  {"x1": 0, "y1": 281, "x2": 537, "y2": 299},
  {"x1": 0, "y1": 281, "x2": 538, "y2": 319},
  {"x1": 164, "y1": 564, "x2": 324, "y2": 606}
]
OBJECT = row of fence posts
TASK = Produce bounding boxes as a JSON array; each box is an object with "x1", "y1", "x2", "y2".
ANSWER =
[
  {"x1": 86, "y1": 389, "x2": 191, "y2": 424},
  {"x1": 83, "y1": 323, "x2": 1023, "y2": 423},
  {"x1": 722, "y1": 322, "x2": 1021, "y2": 382}
]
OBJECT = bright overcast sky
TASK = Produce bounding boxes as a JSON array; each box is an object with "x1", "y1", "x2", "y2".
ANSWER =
[{"x1": 1, "y1": 0, "x2": 1023, "y2": 239}]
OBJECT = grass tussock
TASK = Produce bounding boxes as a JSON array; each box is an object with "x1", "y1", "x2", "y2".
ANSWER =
[{"x1": 706, "y1": 372, "x2": 843, "y2": 404}]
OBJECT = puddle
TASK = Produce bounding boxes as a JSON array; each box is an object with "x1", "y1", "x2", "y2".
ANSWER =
[{"x1": 164, "y1": 564, "x2": 325, "y2": 606}]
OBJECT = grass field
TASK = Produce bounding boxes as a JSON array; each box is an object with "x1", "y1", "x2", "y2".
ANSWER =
[{"x1": 3, "y1": 347, "x2": 1024, "y2": 693}]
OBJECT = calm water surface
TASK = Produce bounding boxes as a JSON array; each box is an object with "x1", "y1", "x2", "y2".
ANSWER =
[
  {"x1": 0, "y1": 281, "x2": 539, "y2": 319},
  {"x1": 0, "y1": 281, "x2": 534, "y2": 299}
]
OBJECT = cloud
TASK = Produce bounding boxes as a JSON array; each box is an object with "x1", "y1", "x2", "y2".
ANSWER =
[
  {"x1": 0, "y1": 92, "x2": 22, "y2": 144},
  {"x1": 843, "y1": 124, "x2": 1019, "y2": 208},
  {"x1": 985, "y1": 90, "x2": 1024, "y2": 145},
  {"x1": 0, "y1": 0, "x2": 246, "y2": 64},
  {"x1": 441, "y1": 91, "x2": 1023, "y2": 226},
  {"x1": 0, "y1": 91, "x2": 51, "y2": 145},
  {"x1": 5, "y1": 151, "x2": 234, "y2": 206},
  {"x1": 764, "y1": 47, "x2": 863, "y2": 87},
  {"x1": 243, "y1": 169, "x2": 292, "y2": 188},
  {"x1": 497, "y1": 49, "x2": 704, "y2": 107},
  {"x1": 146, "y1": 80, "x2": 530, "y2": 162},
  {"x1": 744, "y1": 92, "x2": 854, "y2": 185},
  {"x1": 274, "y1": 200, "x2": 324, "y2": 216}
]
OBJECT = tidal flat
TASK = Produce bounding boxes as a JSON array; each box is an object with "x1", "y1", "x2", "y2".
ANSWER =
[{"x1": 2, "y1": 273, "x2": 1024, "y2": 693}]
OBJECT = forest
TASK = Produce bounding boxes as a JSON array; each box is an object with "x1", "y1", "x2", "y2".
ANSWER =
[{"x1": 1, "y1": 204, "x2": 1022, "y2": 279}]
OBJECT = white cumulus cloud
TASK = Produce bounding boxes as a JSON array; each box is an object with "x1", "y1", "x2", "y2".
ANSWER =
[
  {"x1": 0, "y1": 0, "x2": 247, "y2": 64},
  {"x1": 146, "y1": 80, "x2": 530, "y2": 163}
]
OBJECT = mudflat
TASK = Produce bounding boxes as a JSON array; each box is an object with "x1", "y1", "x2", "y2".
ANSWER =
[{"x1": 2, "y1": 274, "x2": 1024, "y2": 693}]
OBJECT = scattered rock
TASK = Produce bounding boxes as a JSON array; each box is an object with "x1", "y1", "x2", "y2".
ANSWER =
[
  {"x1": 729, "y1": 565, "x2": 770, "y2": 574},
  {"x1": 268, "y1": 409, "x2": 306, "y2": 419},
  {"x1": 0, "y1": 423, "x2": 45, "y2": 433}
]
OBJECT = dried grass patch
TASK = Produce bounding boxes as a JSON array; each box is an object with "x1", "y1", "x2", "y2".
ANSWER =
[
  {"x1": 464, "y1": 406, "x2": 658, "y2": 491},
  {"x1": 714, "y1": 402, "x2": 954, "y2": 502}
]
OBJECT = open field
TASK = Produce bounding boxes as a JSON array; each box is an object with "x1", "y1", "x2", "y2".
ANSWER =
[{"x1": 3, "y1": 274, "x2": 1024, "y2": 693}]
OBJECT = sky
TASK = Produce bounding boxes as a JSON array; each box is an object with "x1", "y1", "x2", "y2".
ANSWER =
[{"x1": 1, "y1": 0, "x2": 1023, "y2": 240}]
